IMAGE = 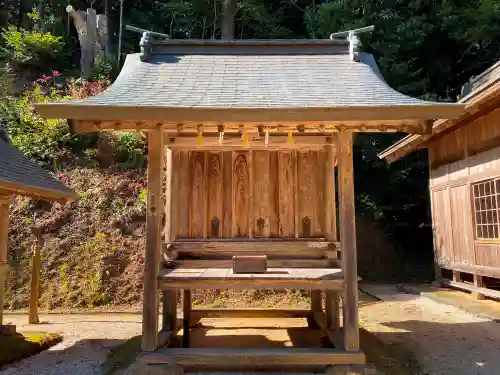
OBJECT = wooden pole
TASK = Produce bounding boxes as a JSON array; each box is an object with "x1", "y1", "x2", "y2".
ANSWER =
[
  {"x1": 338, "y1": 132, "x2": 359, "y2": 352},
  {"x1": 142, "y1": 129, "x2": 165, "y2": 352},
  {"x1": 182, "y1": 290, "x2": 192, "y2": 348},
  {"x1": 28, "y1": 227, "x2": 44, "y2": 324},
  {"x1": 325, "y1": 144, "x2": 338, "y2": 242},
  {"x1": 0, "y1": 198, "x2": 10, "y2": 328}
]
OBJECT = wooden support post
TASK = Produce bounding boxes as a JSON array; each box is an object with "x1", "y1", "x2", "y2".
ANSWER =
[
  {"x1": 472, "y1": 274, "x2": 485, "y2": 300},
  {"x1": 182, "y1": 290, "x2": 192, "y2": 348},
  {"x1": 324, "y1": 144, "x2": 337, "y2": 242},
  {"x1": 0, "y1": 199, "x2": 10, "y2": 329},
  {"x1": 162, "y1": 290, "x2": 177, "y2": 334},
  {"x1": 452, "y1": 270, "x2": 461, "y2": 282},
  {"x1": 308, "y1": 290, "x2": 322, "y2": 329},
  {"x1": 164, "y1": 148, "x2": 173, "y2": 244},
  {"x1": 325, "y1": 291, "x2": 340, "y2": 333},
  {"x1": 338, "y1": 132, "x2": 360, "y2": 353},
  {"x1": 29, "y1": 227, "x2": 44, "y2": 324},
  {"x1": 142, "y1": 129, "x2": 164, "y2": 352}
]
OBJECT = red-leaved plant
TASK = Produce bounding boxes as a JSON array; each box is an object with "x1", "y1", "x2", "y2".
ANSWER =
[{"x1": 66, "y1": 77, "x2": 109, "y2": 99}]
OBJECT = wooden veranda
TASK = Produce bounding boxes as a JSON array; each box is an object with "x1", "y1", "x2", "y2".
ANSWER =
[{"x1": 36, "y1": 36, "x2": 464, "y2": 374}]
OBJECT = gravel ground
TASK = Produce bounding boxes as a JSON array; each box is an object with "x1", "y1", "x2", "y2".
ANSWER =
[
  {"x1": 0, "y1": 314, "x2": 142, "y2": 375},
  {"x1": 360, "y1": 284, "x2": 500, "y2": 375},
  {"x1": 2, "y1": 286, "x2": 500, "y2": 375}
]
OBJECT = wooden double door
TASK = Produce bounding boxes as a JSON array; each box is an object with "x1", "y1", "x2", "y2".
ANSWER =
[{"x1": 170, "y1": 149, "x2": 332, "y2": 239}]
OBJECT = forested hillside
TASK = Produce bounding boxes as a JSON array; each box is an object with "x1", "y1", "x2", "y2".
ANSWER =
[{"x1": 2, "y1": 0, "x2": 500, "y2": 309}]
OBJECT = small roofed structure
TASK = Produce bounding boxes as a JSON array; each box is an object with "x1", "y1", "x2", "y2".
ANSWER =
[
  {"x1": 379, "y1": 61, "x2": 500, "y2": 301},
  {"x1": 35, "y1": 35, "x2": 464, "y2": 374},
  {"x1": 0, "y1": 138, "x2": 77, "y2": 335}
]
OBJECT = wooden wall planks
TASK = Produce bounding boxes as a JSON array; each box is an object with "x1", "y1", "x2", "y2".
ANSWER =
[
  {"x1": 253, "y1": 151, "x2": 270, "y2": 237},
  {"x1": 278, "y1": 151, "x2": 296, "y2": 237},
  {"x1": 222, "y1": 151, "x2": 233, "y2": 237},
  {"x1": 176, "y1": 151, "x2": 190, "y2": 237},
  {"x1": 189, "y1": 151, "x2": 206, "y2": 237},
  {"x1": 170, "y1": 149, "x2": 335, "y2": 240},
  {"x1": 232, "y1": 152, "x2": 250, "y2": 237},
  {"x1": 207, "y1": 152, "x2": 223, "y2": 238}
]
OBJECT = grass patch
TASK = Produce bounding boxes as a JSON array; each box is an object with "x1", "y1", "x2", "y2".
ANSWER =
[
  {"x1": 101, "y1": 335, "x2": 142, "y2": 375},
  {"x1": 0, "y1": 331, "x2": 63, "y2": 366}
]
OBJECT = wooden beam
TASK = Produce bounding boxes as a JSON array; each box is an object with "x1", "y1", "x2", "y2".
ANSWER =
[
  {"x1": 70, "y1": 118, "x2": 427, "y2": 135},
  {"x1": 168, "y1": 240, "x2": 336, "y2": 258},
  {"x1": 164, "y1": 135, "x2": 334, "y2": 150},
  {"x1": 142, "y1": 129, "x2": 164, "y2": 352},
  {"x1": 325, "y1": 144, "x2": 338, "y2": 242},
  {"x1": 182, "y1": 290, "x2": 191, "y2": 348},
  {"x1": 442, "y1": 262, "x2": 500, "y2": 279},
  {"x1": 0, "y1": 200, "x2": 10, "y2": 327},
  {"x1": 173, "y1": 259, "x2": 334, "y2": 269},
  {"x1": 338, "y1": 132, "x2": 360, "y2": 352},
  {"x1": 190, "y1": 308, "x2": 310, "y2": 321},
  {"x1": 440, "y1": 278, "x2": 500, "y2": 300},
  {"x1": 158, "y1": 278, "x2": 344, "y2": 291},
  {"x1": 138, "y1": 348, "x2": 366, "y2": 367}
]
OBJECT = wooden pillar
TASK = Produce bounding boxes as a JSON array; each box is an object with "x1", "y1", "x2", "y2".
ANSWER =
[
  {"x1": 0, "y1": 198, "x2": 10, "y2": 328},
  {"x1": 142, "y1": 129, "x2": 164, "y2": 352},
  {"x1": 182, "y1": 290, "x2": 192, "y2": 348},
  {"x1": 325, "y1": 291, "x2": 340, "y2": 332},
  {"x1": 162, "y1": 290, "x2": 177, "y2": 332},
  {"x1": 29, "y1": 227, "x2": 44, "y2": 324},
  {"x1": 338, "y1": 132, "x2": 360, "y2": 352},
  {"x1": 324, "y1": 143, "x2": 337, "y2": 242},
  {"x1": 473, "y1": 274, "x2": 485, "y2": 300}
]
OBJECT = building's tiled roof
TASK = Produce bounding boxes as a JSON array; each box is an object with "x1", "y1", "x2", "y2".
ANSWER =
[
  {"x1": 0, "y1": 140, "x2": 77, "y2": 201},
  {"x1": 35, "y1": 39, "x2": 463, "y2": 126},
  {"x1": 45, "y1": 41, "x2": 451, "y2": 110}
]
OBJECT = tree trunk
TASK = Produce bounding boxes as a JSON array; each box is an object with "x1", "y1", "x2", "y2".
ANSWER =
[
  {"x1": 221, "y1": 0, "x2": 234, "y2": 40},
  {"x1": 38, "y1": 0, "x2": 45, "y2": 31}
]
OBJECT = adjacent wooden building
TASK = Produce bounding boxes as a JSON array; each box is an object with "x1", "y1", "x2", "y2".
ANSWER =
[
  {"x1": 379, "y1": 62, "x2": 500, "y2": 300},
  {"x1": 0, "y1": 138, "x2": 77, "y2": 335},
  {"x1": 36, "y1": 35, "x2": 462, "y2": 374}
]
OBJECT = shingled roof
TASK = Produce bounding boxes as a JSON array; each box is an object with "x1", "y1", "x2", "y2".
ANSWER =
[
  {"x1": 0, "y1": 139, "x2": 77, "y2": 201},
  {"x1": 35, "y1": 39, "x2": 464, "y2": 133}
]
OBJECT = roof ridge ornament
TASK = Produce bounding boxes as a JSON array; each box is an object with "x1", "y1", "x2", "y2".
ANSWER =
[
  {"x1": 330, "y1": 25, "x2": 374, "y2": 62},
  {"x1": 127, "y1": 25, "x2": 169, "y2": 62},
  {"x1": 139, "y1": 32, "x2": 153, "y2": 62}
]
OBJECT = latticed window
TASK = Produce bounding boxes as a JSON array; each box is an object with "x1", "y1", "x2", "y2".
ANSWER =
[{"x1": 472, "y1": 179, "x2": 500, "y2": 239}]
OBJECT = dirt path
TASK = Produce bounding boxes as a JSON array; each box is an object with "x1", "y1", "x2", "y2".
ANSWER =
[
  {"x1": 2, "y1": 286, "x2": 500, "y2": 375},
  {"x1": 361, "y1": 284, "x2": 500, "y2": 375}
]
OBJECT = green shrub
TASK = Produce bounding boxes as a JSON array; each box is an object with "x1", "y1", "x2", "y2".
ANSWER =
[
  {"x1": 4, "y1": 85, "x2": 70, "y2": 165},
  {"x1": 1, "y1": 27, "x2": 66, "y2": 73},
  {"x1": 114, "y1": 132, "x2": 147, "y2": 171}
]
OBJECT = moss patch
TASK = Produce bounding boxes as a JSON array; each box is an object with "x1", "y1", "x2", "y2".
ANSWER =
[{"x1": 0, "y1": 331, "x2": 63, "y2": 366}]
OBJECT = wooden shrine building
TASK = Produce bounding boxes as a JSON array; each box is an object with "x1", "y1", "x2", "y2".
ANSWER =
[
  {"x1": 0, "y1": 137, "x2": 77, "y2": 334},
  {"x1": 379, "y1": 61, "x2": 500, "y2": 301},
  {"x1": 36, "y1": 36, "x2": 463, "y2": 373}
]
